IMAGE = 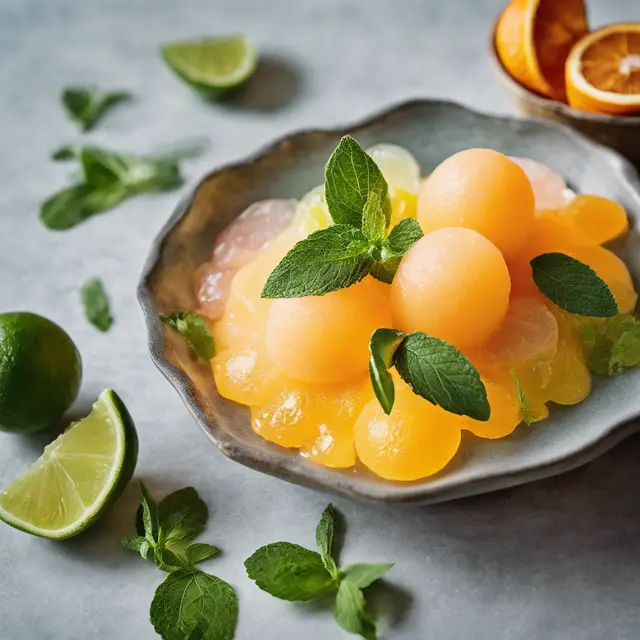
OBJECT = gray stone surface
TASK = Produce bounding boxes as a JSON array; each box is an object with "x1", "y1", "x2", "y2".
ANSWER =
[{"x1": 0, "y1": 0, "x2": 639, "y2": 638}]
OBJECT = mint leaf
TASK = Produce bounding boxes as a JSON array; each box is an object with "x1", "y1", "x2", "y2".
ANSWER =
[
  {"x1": 261, "y1": 225, "x2": 371, "y2": 299},
  {"x1": 334, "y1": 580, "x2": 377, "y2": 640},
  {"x1": 158, "y1": 487, "x2": 208, "y2": 546},
  {"x1": 579, "y1": 314, "x2": 640, "y2": 375},
  {"x1": 316, "y1": 504, "x2": 338, "y2": 578},
  {"x1": 62, "y1": 86, "x2": 131, "y2": 131},
  {"x1": 369, "y1": 328, "x2": 405, "y2": 414},
  {"x1": 362, "y1": 191, "x2": 387, "y2": 245},
  {"x1": 245, "y1": 542, "x2": 336, "y2": 601},
  {"x1": 155, "y1": 548, "x2": 191, "y2": 573},
  {"x1": 52, "y1": 145, "x2": 80, "y2": 161},
  {"x1": 150, "y1": 570, "x2": 238, "y2": 640},
  {"x1": 394, "y1": 332, "x2": 490, "y2": 421},
  {"x1": 186, "y1": 543, "x2": 221, "y2": 566},
  {"x1": 531, "y1": 253, "x2": 618, "y2": 318},
  {"x1": 81, "y1": 278, "x2": 113, "y2": 332},
  {"x1": 369, "y1": 218, "x2": 424, "y2": 284},
  {"x1": 324, "y1": 135, "x2": 390, "y2": 228},
  {"x1": 510, "y1": 369, "x2": 533, "y2": 425},
  {"x1": 340, "y1": 563, "x2": 394, "y2": 589},
  {"x1": 139, "y1": 540, "x2": 151, "y2": 560},
  {"x1": 160, "y1": 311, "x2": 215, "y2": 361},
  {"x1": 140, "y1": 482, "x2": 160, "y2": 545},
  {"x1": 122, "y1": 535, "x2": 147, "y2": 556}
]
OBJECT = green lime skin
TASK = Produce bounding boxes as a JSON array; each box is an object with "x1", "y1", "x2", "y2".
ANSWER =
[{"x1": 0, "y1": 312, "x2": 82, "y2": 434}]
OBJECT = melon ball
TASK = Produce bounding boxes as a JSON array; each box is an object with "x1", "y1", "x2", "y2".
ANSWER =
[
  {"x1": 418, "y1": 149, "x2": 535, "y2": 259},
  {"x1": 266, "y1": 277, "x2": 391, "y2": 384},
  {"x1": 390, "y1": 227, "x2": 511, "y2": 350}
]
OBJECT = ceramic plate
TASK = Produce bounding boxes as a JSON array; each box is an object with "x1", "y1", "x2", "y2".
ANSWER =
[{"x1": 138, "y1": 100, "x2": 640, "y2": 505}]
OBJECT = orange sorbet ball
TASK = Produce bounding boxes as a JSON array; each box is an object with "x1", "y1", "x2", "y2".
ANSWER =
[
  {"x1": 266, "y1": 277, "x2": 391, "y2": 385},
  {"x1": 418, "y1": 149, "x2": 535, "y2": 259},
  {"x1": 390, "y1": 227, "x2": 511, "y2": 350}
]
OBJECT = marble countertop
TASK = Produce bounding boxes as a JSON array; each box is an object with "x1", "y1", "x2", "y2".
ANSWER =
[{"x1": 1, "y1": 0, "x2": 639, "y2": 638}]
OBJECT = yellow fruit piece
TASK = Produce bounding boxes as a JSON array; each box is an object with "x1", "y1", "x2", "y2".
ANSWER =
[
  {"x1": 354, "y1": 377, "x2": 462, "y2": 482},
  {"x1": 391, "y1": 227, "x2": 511, "y2": 351},
  {"x1": 464, "y1": 375, "x2": 521, "y2": 439},
  {"x1": 301, "y1": 383, "x2": 373, "y2": 468},
  {"x1": 389, "y1": 189, "x2": 417, "y2": 228},
  {"x1": 417, "y1": 149, "x2": 535, "y2": 259},
  {"x1": 266, "y1": 277, "x2": 391, "y2": 385},
  {"x1": 294, "y1": 185, "x2": 332, "y2": 235}
]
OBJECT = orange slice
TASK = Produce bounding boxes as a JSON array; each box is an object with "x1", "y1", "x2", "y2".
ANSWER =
[
  {"x1": 495, "y1": 0, "x2": 588, "y2": 100},
  {"x1": 566, "y1": 23, "x2": 640, "y2": 115}
]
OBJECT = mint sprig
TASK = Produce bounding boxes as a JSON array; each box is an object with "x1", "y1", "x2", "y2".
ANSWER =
[
  {"x1": 531, "y1": 252, "x2": 618, "y2": 318},
  {"x1": 369, "y1": 329, "x2": 405, "y2": 414},
  {"x1": 61, "y1": 86, "x2": 132, "y2": 131},
  {"x1": 123, "y1": 483, "x2": 237, "y2": 640},
  {"x1": 160, "y1": 310, "x2": 215, "y2": 361},
  {"x1": 245, "y1": 504, "x2": 393, "y2": 640},
  {"x1": 261, "y1": 136, "x2": 422, "y2": 299},
  {"x1": 81, "y1": 278, "x2": 113, "y2": 332},
  {"x1": 42, "y1": 145, "x2": 183, "y2": 230}
]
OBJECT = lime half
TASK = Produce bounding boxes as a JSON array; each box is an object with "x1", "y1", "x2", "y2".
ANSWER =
[
  {"x1": 0, "y1": 389, "x2": 138, "y2": 539},
  {"x1": 162, "y1": 35, "x2": 258, "y2": 96}
]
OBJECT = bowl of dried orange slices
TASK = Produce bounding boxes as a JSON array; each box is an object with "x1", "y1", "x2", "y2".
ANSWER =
[{"x1": 490, "y1": 0, "x2": 640, "y2": 166}]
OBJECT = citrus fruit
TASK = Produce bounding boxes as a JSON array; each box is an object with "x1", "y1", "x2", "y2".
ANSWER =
[
  {"x1": 0, "y1": 312, "x2": 82, "y2": 434},
  {"x1": 391, "y1": 227, "x2": 511, "y2": 350},
  {"x1": 0, "y1": 390, "x2": 138, "y2": 539},
  {"x1": 495, "y1": 0, "x2": 588, "y2": 100},
  {"x1": 293, "y1": 185, "x2": 332, "y2": 235},
  {"x1": 417, "y1": 149, "x2": 535, "y2": 258},
  {"x1": 566, "y1": 23, "x2": 640, "y2": 114},
  {"x1": 162, "y1": 35, "x2": 258, "y2": 97},
  {"x1": 266, "y1": 277, "x2": 391, "y2": 384},
  {"x1": 354, "y1": 376, "x2": 462, "y2": 482},
  {"x1": 366, "y1": 144, "x2": 421, "y2": 194}
]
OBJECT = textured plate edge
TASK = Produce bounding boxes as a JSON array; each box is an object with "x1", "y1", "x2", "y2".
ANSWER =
[{"x1": 137, "y1": 98, "x2": 640, "y2": 506}]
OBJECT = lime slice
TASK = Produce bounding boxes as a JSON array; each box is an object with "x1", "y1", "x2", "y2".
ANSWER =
[
  {"x1": 0, "y1": 389, "x2": 138, "y2": 539},
  {"x1": 162, "y1": 35, "x2": 258, "y2": 96}
]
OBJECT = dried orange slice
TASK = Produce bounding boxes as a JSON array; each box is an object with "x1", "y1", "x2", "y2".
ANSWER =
[
  {"x1": 566, "y1": 23, "x2": 640, "y2": 114},
  {"x1": 495, "y1": 0, "x2": 588, "y2": 100}
]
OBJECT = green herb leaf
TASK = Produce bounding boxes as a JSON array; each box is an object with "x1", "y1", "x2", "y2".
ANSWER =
[
  {"x1": 150, "y1": 570, "x2": 238, "y2": 640},
  {"x1": 81, "y1": 278, "x2": 113, "y2": 332},
  {"x1": 155, "y1": 548, "x2": 191, "y2": 573},
  {"x1": 122, "y1": 535, "x2": 147, "y2": 555},
  {"x1": 139, "y1": 540, "x2": 151, "y2": 560},
  {"x1": 324, "y1": 135, "x2": 390, "y2": 228},
  {"x1": 261, "y1": 225, "x2": 372, "y2": 299},
  {"x1": 160, "y1": 311, "x2": 215, "y2": 361},
  {"x1": 579, "y1": 314, "x2": 640, "y2": 375},
  {"x1": 531, "y1": 252, "x2": 618, "y2": 318},
  {"x1": 340, "y1": 563, "x2": 394, "y2": 589},
  {"x1": 51, "y1": 145, "x2": 81, "y2": 161},
  {"x1": 158, "y1": 487, "x2": 208, "y2": 546},
  {"x1": 316, "y1": 504, "x2": 338, "y2": 578},
  {"x1": 186, "y1": 543, "x2": 221, "y2": 566},
  {"x1": 369, "y1": 329, "x2": 406, "y2": 414},
  {"x1": 62, "y1": 86, "x2": 131, "y2": 131},
  {"x1": 362, "y1": 191, "x2": 387, "y2": 245},
  {"x1": 334, "y1": 580, "x2": 377, "y2": 640},
  {"x1": 245, "y1": 542, "x2": 336, "y2": 601},
  {"x1": 369, "y1": 218, "x2": 424, "y2": 284},
  {"x1": 510, "y1": 369, "x2": 533, "y2": 426},
  {"x1": 140, "y1": 482, "x2": 160, "y2": 545},
  {"x1": 394, "y1": 332, "x2": 490, "y2": 421}
]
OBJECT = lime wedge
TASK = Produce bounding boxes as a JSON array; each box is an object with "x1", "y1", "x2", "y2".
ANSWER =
[
  {"x1": 162, "y1": 35, "x2": 258, "y2": 96},
  {"x1": 0, "y1": 389, "x2": 138, "y2": 539}
]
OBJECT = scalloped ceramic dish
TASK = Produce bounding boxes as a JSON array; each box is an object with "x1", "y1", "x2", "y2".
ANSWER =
[{"x1": 138, "y1": 100, "x2": 640, "y2": 505}]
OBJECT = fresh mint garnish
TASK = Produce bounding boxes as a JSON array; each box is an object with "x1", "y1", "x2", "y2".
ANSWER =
[
  {"x1": 394, "y1": 332, "x2": 490, "y2": 421},
  {"x1": 245, "y1": 504, "x2": 392, "y2": 639},
  {"x1": 81, "y1": 278, "x2": 113, "y2": 332},
  {"x1": 61, "y1": 86, "x2": 131, "y2": 131},
  {"x1": 124, "y1": 484, "x2": 237, "y2": 640},
  {"x1": 368, "y1": 329, "x2": 406, "y2": 415},
  {"x1": 579, "y1": 314, "x2": 640, "y2": 375},
  {"x1": 386, "y1": 217, "x2": 424, "y2": 254},
  {"x1": 324, "y1": 135, "x2": 391, "y2": 228},
  {"x1": 160, "y1": 310, "x2": 215, "y2": 361},
  {"x1": 150, "y1": 570, "x2": 238, "y2": 640},
  {"x1": 42, "y1": 146, "x2": 183, "y2": 230},
  {"x1": 261, "y1": 225, "x2": 371, "y2": 298},
  {"x1": 510, "y1": 369, "x2": 533, "y2": 426},
  {"x1": 531, "y1": 252, "x2": 618, "y2": 318},
  {"x1": 361, "y1": 191, "x2": 387, "y2": 245}
]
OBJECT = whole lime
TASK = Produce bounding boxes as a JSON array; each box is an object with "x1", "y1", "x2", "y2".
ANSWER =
[{"x1": 0, "y1": 312, "x2": 82, "y2": 434}]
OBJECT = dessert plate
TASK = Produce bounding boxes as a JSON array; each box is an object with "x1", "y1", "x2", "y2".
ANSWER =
[{"x1": 138, "y1": 100, "x2": 640, "y2": 505}]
